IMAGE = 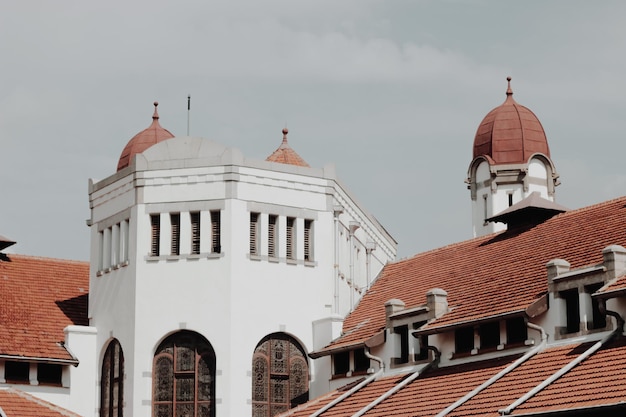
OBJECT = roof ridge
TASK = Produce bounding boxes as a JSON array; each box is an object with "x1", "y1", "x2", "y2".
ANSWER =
[
  {"x1": 4, "y1": 388, "x2": 82, "y2": 417},
  {"x1": 3, "y1": 253, "x2": 89, "y2": 264}
]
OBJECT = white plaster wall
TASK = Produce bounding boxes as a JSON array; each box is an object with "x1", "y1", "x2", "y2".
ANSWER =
[{"x1": 86, "y1": 136, "x2": 397, "y2": 417}]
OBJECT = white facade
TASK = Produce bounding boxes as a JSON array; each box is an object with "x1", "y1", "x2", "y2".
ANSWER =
[
  {"x1": 86, "y1": 136, "x2": 396, "y2": 416},
  {"x1": 466, "y1": 154, "x2": 559, "y2": 237}
]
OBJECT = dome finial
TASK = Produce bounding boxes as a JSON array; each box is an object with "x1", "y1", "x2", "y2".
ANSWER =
[
  {"x1": 152, "y1": 101, "x2": 160, "y2": 120},
  {"x1": 282, "y1": 127, "x2": 289, "y2": 144},
  {"x1": 506, "y1": 77, "x2": 513, "y2": 96}
]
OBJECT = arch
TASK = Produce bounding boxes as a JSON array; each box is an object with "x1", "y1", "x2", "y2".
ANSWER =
[
  {"x1": 527, "y1": 152, "x2": 560, "y2": 194},
  {"x1": 153, "y1": 330, "x2": 216, "y2": 417},
  {"x1": 466, "y1": 155, "x2": 495, "y2": 200},
  {"x1": 100, "y1": 338, "x2": 124, "y2": 417},
  {"x1": 251, "y1": 332, "x2": 309, "y2": 417}
]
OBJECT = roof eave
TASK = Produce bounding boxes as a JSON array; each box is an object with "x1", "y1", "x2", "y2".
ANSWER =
[{"x1": 415, "y1": 310, "x2": 527, "y2": 336}]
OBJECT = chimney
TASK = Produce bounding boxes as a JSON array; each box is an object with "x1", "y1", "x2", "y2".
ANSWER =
[
  {"x1": 385, "y1": 299, "x2": 405, "y2": 327},
  {"x1": 426, "y1": 288, "x2": 448, "y2": 318},
  {"x1": 546, "y1": 259, "x2": 570, "y2": 283},
  {"x1": 602, "y1": 245, "x2": 626, "y2": 279}
]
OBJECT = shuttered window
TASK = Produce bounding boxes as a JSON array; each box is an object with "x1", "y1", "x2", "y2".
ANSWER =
[
  {"x1": 190, "y1": 212, "x2": 201, "y2": 255},
  {"x1": 304, "y1": 220, "x2": 312, "y2": 261},
  {"x1": 171, "y1": 213, "x2": 180, "y2": 256},
  {"x1": 268, "y1": 215, "x2": 277, "y2": 257},
  {"x1": 286, "y1": 217, "x2": 295, "y2": 260},
  {"x1": 210, "y1": 211, "x2": 221, "y2": 254},
  {"x1": 250, "y1": 213, "x2": 259, "y2": 255},
  {"x1": 151, "y1": 214, "x2": 161, "y2": 256}
]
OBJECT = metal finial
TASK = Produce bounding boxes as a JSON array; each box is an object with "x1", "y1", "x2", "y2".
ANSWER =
[{"x1": 506, "y1": 77, "x2": 513, "y2": 96}]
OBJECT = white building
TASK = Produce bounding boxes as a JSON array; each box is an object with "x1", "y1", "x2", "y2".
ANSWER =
[{"x1": 86, "y1": 103, "x2": 397, "y2": 417}]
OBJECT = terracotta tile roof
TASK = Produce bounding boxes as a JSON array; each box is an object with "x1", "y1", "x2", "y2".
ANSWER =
[
  {"x1": 0, "y1": 254, "x2": 89, "y2": 361},
  {"x1": 511, "y1": 338, "x2": 626, "y2": 415},
  {"x1": 596, "y1": 274, "x2": 626, "y2": 298},
  {"x1": 266, "y1": 128, "x2": 310, "y2": 167},
  {"x1": 327, "y1": 196, "x2": 626, "y2": 351},
  {"x1": 285, "y1": 355, "x2": 518, "y2": 417},
  {"x1": 0, "y1": 388, "x2": 81, "y2": 417},
  {"x1": 290, "y1": 339, "x2": 626, "y2": 416}
]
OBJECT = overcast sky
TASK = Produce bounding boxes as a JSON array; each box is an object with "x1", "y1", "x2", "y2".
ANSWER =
[{"x1": 1, "y1": 1, "x2": 625, "y2": 261}]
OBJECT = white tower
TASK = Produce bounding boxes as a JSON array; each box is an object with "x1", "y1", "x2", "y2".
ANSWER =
[
  {"x1": 87, "y1": 104, "x2": 396, "y2": 417},
  {"x1": 466, "y1": 78, "x2": 560, "y2": 237}
]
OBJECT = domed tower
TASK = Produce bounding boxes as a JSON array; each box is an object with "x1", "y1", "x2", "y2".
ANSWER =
[
  {"x1": 467, "y1": 77, "x2": 560, "y2": 237},
  {"x1": 116, "y1": 102, "x2": 174, "y2": 171},
  {"x1": 88, "y1": 107, "x2": 397, "y2": 416}
]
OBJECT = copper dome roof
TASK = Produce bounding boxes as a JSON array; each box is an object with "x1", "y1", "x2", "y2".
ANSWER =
[
  {"x1": 266, "y1": 128, "x2": 310, "y2": 167},
  {"x1": 117, "y1": 102, "x2": 175, "y2": 171},
  {"x1": 473, "y1": 77, "x2": 550, "y2": 164}
]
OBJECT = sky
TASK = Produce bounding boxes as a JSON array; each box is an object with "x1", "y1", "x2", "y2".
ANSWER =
[{"x1": 1, "y1": 1, "x2": 626, "y2": 261}]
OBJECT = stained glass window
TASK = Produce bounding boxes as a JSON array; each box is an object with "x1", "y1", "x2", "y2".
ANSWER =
[
  {"x1": 251, "y1": 333, "x2": 309, "y2": 417},
  {"x1": 101, "y1": 339, "x2": 124, "y2": 417},
  {"x1": 153, "y1": 331, "x2": 216, "y2": 417}
]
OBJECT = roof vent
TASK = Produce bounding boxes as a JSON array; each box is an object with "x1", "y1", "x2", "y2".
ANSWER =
[
  {"x1": 0, "y1": 234, "x2": 16, "y2": 252},
  {"x1": 487, "y1": 192, "x2": 568, "y2": 231}
]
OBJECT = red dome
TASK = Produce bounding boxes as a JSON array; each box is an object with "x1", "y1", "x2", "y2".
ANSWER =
[
  {"x1": 473, "y1": 78, "x2": 550, "y2": 164},
  {"x1": 266, "y1": 128, "x2": 310, "y2": 167},
  {"x1": 117, "y1": 102, "x2": 174, "y2": 171}
]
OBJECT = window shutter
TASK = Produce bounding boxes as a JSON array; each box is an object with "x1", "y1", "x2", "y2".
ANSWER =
[
  {"x1": 190, "y1": 212, "x2": 201, "y2": 255},
  {"x1": 211, "y1": 211, "x2": 221, "y2": 253}
]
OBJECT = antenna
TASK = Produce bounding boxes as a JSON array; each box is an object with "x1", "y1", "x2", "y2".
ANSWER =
[{"x1": 187, "y1": 94, "x2": 191, "y2": 136}]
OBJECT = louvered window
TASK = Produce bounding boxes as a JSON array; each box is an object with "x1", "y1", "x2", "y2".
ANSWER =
[
  {"x1": 101, "y1": 339, "x2": 124, "y2": 417},
  {"x1": 286, "y1": 217, "x2": 295, "y2": 260},
  {"x1": 210, "y1": 211, "x2": 221, "y2": 254},
  {"x1": 191, "y1": 212, "x2": 201, "y2": 255},
  {"x1": 171, "y1": 213, "x2": 180, "y2": 256},
  {"x1": 250, "y1": 213, "x2": 259, "y2": 255},
  {"x1": 153, "y1": 331, "x2": 215, "y2": 417},
  {"x1": 303, "y1": 220, "x2": 312, "y2": 261},
  {"x1": 151, "y1": 214, "x2": 161, "y2": 256},
  {"x1": 268, "y1": 215, "x2": 277, "y2": 257},
  {"x1": 252, "y1": 334, "x2": 309, "y2": 417}
]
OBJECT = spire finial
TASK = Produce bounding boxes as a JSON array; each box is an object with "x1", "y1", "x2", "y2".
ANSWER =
[
  {"x1": 506, "y1": 76, "x2": 513, "y2": 96},
  {"x1": 152, "y1": 101, "x2": 160, "y2": 120},
  {"x1": 282, "y1": 127, "x2": 289, "y2": 144}
]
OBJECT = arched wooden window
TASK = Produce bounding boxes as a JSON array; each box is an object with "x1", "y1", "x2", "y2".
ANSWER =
[
  {"x1": 101, "y1": 339, "x2": 124, "y2": 417},
  {"x1": 251, "y1": 333, "x2": 309, "y2": 417},
  {"x1": 153, "y1": 331, "x2": 216, "y2": 417}
]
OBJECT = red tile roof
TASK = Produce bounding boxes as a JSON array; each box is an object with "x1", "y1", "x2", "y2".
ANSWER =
[
  {"x1": 511, "y1": 338, "x2": 626, "y2": 415},
  {"x1": 288, "y1": 339, "x2": 626, "y2": 416},
  {"x1": 327, "y1": 196, "x2": 626, "y2": 352},
  {"x1": 117, "y1": 102, "x2": 175, "y2": 171},
  {"x1": 473, "y1": 77, "x2": 550, "y2": 164},
  {"x1": 266, "y1": 128, "x2": 310, "y2": 167},
  {"x1": 597, "y1": 274, "x2": 626, "y2": 298},
  {"x1": 0, "y1": 388, "x2": 81, "y2": 417},
  {"x1": 0, "y1": 254, "x2": 89, "y2": 361}
]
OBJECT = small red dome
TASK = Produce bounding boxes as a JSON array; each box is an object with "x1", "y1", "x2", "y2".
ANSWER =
[
  {"x1": 473, "y1": 77, "x2": 550, "y2": 164},
  {"x1": 266, "y1": 128, "x2": 310, "y2": 167},
  {"x1": 117, "y1": 102, "x2": 174, "y2": 171}
]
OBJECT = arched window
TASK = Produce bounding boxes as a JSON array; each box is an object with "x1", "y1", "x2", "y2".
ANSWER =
[
  {"x1": 251, "y1": 333, "x2": 309, "y2": 417},
  {"x1": 153, "y1": 331, "x2": 216, "y2": 417},
  {"x1": 101, "y1": 339, "x2": 124, "y2": 417}
]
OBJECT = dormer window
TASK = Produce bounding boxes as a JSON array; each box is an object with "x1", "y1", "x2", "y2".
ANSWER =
[
  {"x1": 479, "y1": 321, "x2": 500, "y2": 350},
  {"x1": 506, "y1": 317, "x2": 528, "y2": 345},
  {"x1": 561, "y1": 289, "x2": 580, "y2": 334},
  {"x1": 332, "y1": 351, "x2": 350, "y2": 377},
  {"x1": 455, "y1": 326, "x2": 475, "y2": 355},
  {"x1": 353, "y1": 348, "x2": 370, "y2": 373}
]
